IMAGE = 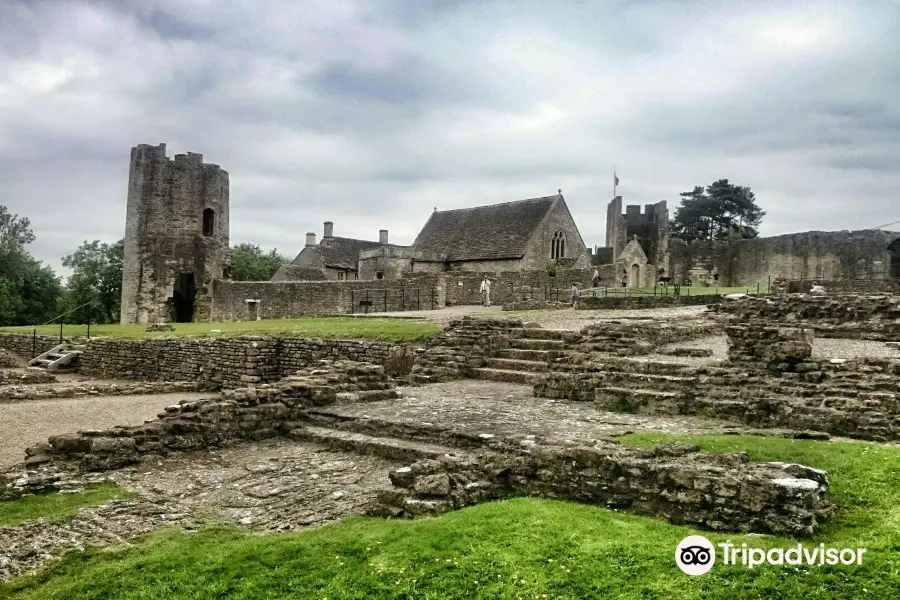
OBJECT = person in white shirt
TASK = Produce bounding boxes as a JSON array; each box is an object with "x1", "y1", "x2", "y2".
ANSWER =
[{"x1": 480, "y1": 276, "x2": 491, "y2": 306}]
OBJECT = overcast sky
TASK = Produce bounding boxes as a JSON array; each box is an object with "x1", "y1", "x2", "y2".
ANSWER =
[{"x1": 2, "y1": 0, "x2": 899, "y2": 273}]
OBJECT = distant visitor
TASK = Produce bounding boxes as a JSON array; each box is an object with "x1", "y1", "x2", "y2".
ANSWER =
[{"x1": 480, "y1": 276, "x2": 491, "y2": 306}]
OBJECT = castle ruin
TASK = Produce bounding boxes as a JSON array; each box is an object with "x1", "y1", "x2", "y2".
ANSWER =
[{"x1": 120, "y1": 144, "x2": 230, "y2": 324}]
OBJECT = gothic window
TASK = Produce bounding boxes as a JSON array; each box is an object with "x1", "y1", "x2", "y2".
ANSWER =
[
  {"x1": 551, "y1": 231, "x2": 566, "y2": 260},
  {"x1": 202, "y1": 209, "x2": 215, "y2": 236}
]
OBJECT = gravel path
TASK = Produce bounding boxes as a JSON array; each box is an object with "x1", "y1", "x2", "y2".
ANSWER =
[{"x1": 0, "y1": 392, "x2": 212, "y2": 469}]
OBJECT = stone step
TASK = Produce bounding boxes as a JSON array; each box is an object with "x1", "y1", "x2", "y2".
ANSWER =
[
  {"x1": 594, "y1": 386, "x2": 684, "y2": 414},
  {"x1": 484, "y1": 358, "x2": 549, "y2": 372},
  {"x1": 334, "y1": 389, "x2": 400, "y2": 404},
  {"x1": 509, "y1": 338, "x2": 568, "y2": 351},
  {"x1": 302, "y1": 410, "x2": 494, "y2": 451},
  {"x1": 496, "y1": 348, "x2": 555, "y2": 361},
  {"x1": 593, "y1": 371, "x2": 699, "y2": 387},
  {"x1": 472, "y1": 368, "x2": 541, "y2": 385},
  {"x1": 289, "y1": 425, "x2": 464, "y2": 462},
  {"x1": 517, "y1": 329, "x2": 571, "y2": 340}
]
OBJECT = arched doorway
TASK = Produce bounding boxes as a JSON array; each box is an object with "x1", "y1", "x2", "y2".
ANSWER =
[
  {"x1": 630, "y1": 263, "x2": 640, "y2": 288},
  {"x1": 890, "y1": 238, "x2": 900, "y2": 279}
]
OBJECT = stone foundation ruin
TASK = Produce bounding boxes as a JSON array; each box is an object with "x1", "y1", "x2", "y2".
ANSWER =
[{"x1": 5, "y1": 291, "x2": 900, "y2": 577}]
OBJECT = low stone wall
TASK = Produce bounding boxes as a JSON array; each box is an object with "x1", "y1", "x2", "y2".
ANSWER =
[
  {"x1": 711, "y1": 295, "x2": 900, "y2": 340},
  {"x1": 0, "y1": 381, "x2": 212, "y2": 403},
  {"x1": 726, "y1": 326, "x2": 815, "y2": 371},
  {"x1": 787, "y1": 279, "x2": 900, "y2": 294},
  {"x1": 501, "y1": 299, "x2": 566, "y2": 311},
  {"x1": 22, "y1": 361, "x2": 397, "y2": 472},
  {"x1": 210, "y1": 276, "x2": 445, "y2": 321},
  {"x1": 410, "y1": 317, "x2": 526, "y2": 383},
  {"x1": 73, "y1": 335, "x2": 417, "y2": 389},
  {"x1": 578, "y1": 319, "x2": 722, "y2": 356},
  {"x1": 0, "y1": 334, "x2": 60, "y2": 361},
  {"x1": 373, "y1": 441, "x2": 829, "y2": 537},
  {"x1": 0, "y1": 370, "x2": 55, "y2": 387},
  {"x1": 577, "y1": 294, "x2": 723, "y2": 310},
  {"x1": 535, "y1": 357, "x2": 900, "y2": 441}
]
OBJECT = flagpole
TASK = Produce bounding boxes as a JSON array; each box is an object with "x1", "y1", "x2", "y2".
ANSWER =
[{"x1": 613, "y1": 166, "x2": 617, "y2": 199}]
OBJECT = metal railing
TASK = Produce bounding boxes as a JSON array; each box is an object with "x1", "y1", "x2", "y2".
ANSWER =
[
  {"x1": 31, "y1": 302, "x2": 94, "y2": 359},
  {"x1": 348, "y1": 288, "x2": 438, "y2": 314}
]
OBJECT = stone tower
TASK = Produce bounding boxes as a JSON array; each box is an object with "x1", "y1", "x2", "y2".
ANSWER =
[
  {"x1": 120, "y1": 143, "x2": 230, "y2": 324},
  {"x1": 605, "y1": 197, "x2": 670, "y2": 276}
]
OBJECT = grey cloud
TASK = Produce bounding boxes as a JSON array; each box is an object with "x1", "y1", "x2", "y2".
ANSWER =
[{"x1": 1, "y1": 0, "x2": 899, "y2": 275}]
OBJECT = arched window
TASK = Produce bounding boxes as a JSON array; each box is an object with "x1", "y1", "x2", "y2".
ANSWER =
[
  {"x1": 202, "y1": 209, "x2": 215, "y2": 237},
  {"x1": 551, "y1": 231, "x2": 566, "y2": 260}
]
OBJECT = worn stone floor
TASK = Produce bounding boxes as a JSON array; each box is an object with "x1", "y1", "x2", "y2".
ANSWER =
[
  {"x1": 0, "y1": 438, "x2": 396, "y2": 580},
  {"x1": 322, "y1": 380, "x2": 755, "y2": 443}
]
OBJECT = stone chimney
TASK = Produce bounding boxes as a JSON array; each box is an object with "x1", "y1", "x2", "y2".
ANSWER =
[
  {"x1": 324, "y1": 221, "x2": 333, "y2": 238},
  {"x1": 379, "y1": 229, "x2": 389, "y2": 245},
  {"x1": 305, "y1": 232, "x2": 316, "y2": 247}
]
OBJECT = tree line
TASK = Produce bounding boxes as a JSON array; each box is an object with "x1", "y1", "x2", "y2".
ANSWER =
[{"x1": 0, "y1": 205, "x2": 289, "y2": 327}]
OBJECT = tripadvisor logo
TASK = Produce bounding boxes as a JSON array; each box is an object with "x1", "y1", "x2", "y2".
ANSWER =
[
  {"x1": 676, "y1": 535, "x2": 716, "y2": 575},
  {"x1": 675, "y1": 535, "x2": 867, "y2": 575}
]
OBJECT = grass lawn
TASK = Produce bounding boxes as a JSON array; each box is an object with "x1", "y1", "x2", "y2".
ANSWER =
[
  {"x1": 0, "y1": 317, "x2": 441, "y2": 343},
  {"x1": 3, "y1": 435, "x2": 900, "y2": 599},
  {"x1": 0, "y1": 483, "x2": 130, "y2": 528}
]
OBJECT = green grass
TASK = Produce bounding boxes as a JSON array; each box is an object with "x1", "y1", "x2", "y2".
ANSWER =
[
  {"x1": 0, "y1": 317, "x2": 441, "y2": 343},
  {"x1": 3, "y1": 435, "x2": 900, "y2": 599},
  {"x1": 0, "y1": 483, "x2": 131, "y2": 528}
]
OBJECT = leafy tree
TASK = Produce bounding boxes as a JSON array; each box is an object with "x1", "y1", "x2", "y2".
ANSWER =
[
  {"x1": 0, "y1": 205, "x2": 64, "y2": 326},
  {"x1": 670, "y1": 179, "x2": 765, "y2": 243},
  {"x1": 229, "y1": 243, "x2": 288, "y2": 281},
  {"x1": 61, "y1": 239, "x2": 124, "y2": 324}
]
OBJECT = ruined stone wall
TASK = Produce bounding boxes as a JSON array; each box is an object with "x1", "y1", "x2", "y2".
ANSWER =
[
  {"x1": 536, "y1": 356, "x2": 900, "y2": 442},
  {"x1": 376, "y1": 441, "x2": 829, "y2": 536},
  {"x1": 787, "y1": 279, "x2": 900, "y2": 294},
  {"x1": 726, "y1": 326, "x2": 814, "y2": 370},
  {"x1": 210, "y1": 275, "x2": 445, "y2": 320},
  {"x1": 670, "y1": 230, "x2": 898, "y2": 287},
  {"x1": 121, "y1": 143, "x2": 230, "y2": 324},
  {"x1": 577, "y1": 294, "x2": 722, "y2": 310},
  {"x1": 711, "y1": 295, "x2": 900, "y2": 339},
  {"x1": 0, "y1": 334, "x2": 60, "y2": 361},
  {"x1": 23, "y1": 361, "x2": 397, "y2": 472},
  {"x1": 77, "y1": 335, "x2": 417, "y2": 388}
]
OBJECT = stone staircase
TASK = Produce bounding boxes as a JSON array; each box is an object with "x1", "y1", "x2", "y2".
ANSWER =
[
  {"x1": 473, "y1": 328, "x2": 572, "y2": 385},
  {"x1": 27, "y1": 343, "x2": 84, "y2": 372}
]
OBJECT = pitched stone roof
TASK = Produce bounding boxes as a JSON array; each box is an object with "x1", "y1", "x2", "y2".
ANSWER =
[
  {"x1": 313, "y1": 237, "x2": 383, "y2": 270},
  {"x1": 411, "y1": 195, "x2": 558, "y2": 261}
]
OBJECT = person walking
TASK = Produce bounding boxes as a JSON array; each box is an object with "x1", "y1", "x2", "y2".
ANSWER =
[
  {"x1": 480, "y1": 276, "x2": 491, "y2": 306},
  {"x1": 591, "y1": 268, "x2": 600, "y2": 288},
  {"x1": 621, "y1": 269, "x2": 628, "y2": 288},
  {"x1": 571, "y1": 283, "x2": 579, "y2": 308}
]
